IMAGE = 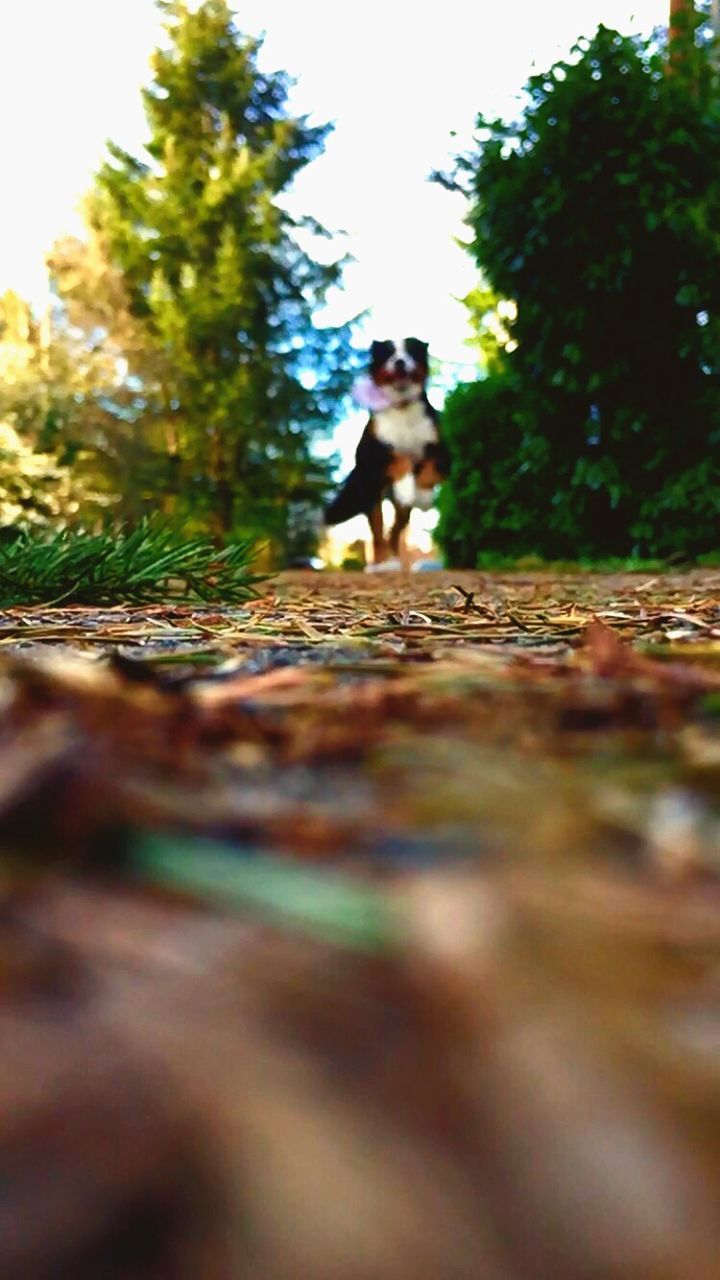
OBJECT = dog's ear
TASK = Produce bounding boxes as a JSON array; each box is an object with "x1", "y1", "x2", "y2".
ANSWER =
[
  {"x1": 405, "y1": 337, "x2": 429, "y2": 365},
  {"x1": 370, "y1": 339, "x2": 394, "y2": 369}
]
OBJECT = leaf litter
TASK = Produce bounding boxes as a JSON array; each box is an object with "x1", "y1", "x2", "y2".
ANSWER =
[{"x1": 4, "y1": 569, "x2": 720, "y2": 1276}]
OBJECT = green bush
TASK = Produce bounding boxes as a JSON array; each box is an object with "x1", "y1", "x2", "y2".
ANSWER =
[
  {"x1": 436, "y1": 377, "x2": 542, "y2": 564},
  {"x1": 436, "y1": 18, "x2": 720, "y2": 565}
]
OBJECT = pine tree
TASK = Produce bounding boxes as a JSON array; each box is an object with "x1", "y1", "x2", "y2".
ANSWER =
[{"x1": 81, "y1": 0, "x2": 354, "y2": 550}]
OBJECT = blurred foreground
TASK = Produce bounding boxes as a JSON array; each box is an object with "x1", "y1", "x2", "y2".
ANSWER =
[{"x1": 4, "y1": 570, "x2": 720, "y2": 1277}]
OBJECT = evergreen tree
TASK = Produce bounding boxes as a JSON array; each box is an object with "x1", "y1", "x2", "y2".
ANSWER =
[{"x1": 80, "y1": 0, "x2": 354, "y2": 550}]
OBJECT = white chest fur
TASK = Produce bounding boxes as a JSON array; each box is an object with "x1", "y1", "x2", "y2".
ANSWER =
[{"x1": 373, "y1": 401, "x2": 437, "y2": 458}]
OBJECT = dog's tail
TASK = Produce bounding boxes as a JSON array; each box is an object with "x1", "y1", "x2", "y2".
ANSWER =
[{"x1": 325, "y1": 467, "x2": 383, "y2": 526}]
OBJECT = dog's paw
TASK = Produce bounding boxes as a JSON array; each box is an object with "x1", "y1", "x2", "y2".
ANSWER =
[{"x1": 365, "y1": 557, "x2": 402, "y2": 573}]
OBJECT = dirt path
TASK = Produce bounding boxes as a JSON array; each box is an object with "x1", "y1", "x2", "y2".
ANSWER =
[
  {"x1": 0, "y1": 565, "x2": 717, "y2": 866},
  {"x1": 3, "y1": 569, "x2": 720, "y2": 1277}
]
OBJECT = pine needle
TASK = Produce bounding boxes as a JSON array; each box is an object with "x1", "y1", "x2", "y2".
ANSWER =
[{"x1": 0, "y1": 520, "x2": 263, "y2": 607}]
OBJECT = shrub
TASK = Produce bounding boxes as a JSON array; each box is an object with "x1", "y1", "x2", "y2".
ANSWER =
[{"x1": 436, "y1": 19, "x2": 720, "y2": 565}]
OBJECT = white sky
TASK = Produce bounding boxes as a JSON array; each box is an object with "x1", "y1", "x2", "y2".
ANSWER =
[
  {"x1": 0, "y1": 0, "x2": 668, "y2": 530},
  {"x1": 1, "y1": 1, "x2": 668, "y2": 349}
]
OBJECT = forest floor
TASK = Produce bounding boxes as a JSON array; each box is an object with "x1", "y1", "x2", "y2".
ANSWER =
[{"x1": 4, "y1": 568, "x2": 720, "y2": 1277}]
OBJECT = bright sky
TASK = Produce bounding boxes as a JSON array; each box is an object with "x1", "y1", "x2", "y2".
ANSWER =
[
  {"x1": 2, "y1": 0, "x2": 668, "y2": 348},
  {"x1": 0, "y1": 0, "x2": 669, "y2": 541}
]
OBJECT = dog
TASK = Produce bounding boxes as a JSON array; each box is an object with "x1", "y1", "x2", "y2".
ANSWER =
[{"x1": 325, "y1": 338, "x2": 449, "y2": 568}]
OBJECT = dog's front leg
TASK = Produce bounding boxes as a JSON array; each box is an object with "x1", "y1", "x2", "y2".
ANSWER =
[
  {"x1": 411, "y1": 445, "x2": 449, "y2": 510},
  {"x1": 367, "y1": 502, "x2": 386, "y2": 564},
  {"x1": 368, "y1": 455, "x2": 413, "y2": 564},
  {"x1": 389, "y1": 502, "x2": 411, "y2": 563}
]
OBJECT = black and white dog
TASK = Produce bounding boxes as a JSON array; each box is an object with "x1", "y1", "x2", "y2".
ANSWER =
[{"x1": 325, "y1": 338, "x2": 449, "y2": 568}]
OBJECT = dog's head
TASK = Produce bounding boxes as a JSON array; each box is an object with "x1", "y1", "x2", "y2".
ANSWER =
[{"x1": 369, "y1": 338, "x2": 429, "y2": 406}]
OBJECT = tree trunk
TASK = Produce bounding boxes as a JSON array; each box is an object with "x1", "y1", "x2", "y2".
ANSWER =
[
  {"x1": 208, "y1": 426, "x2": 234, "y2": 541},
  {"x1": 670, "y1": 0, "x2": 694, "y2": 29},
  {"x1": 670, "y1": 0, "x2": 694, "y2": 46},
  {"x1": 204, "y1": 347, "x2": 235, "y2": 542},
  {"x1": 668, "y1": 0, "x2": 695, "y2": 72}
]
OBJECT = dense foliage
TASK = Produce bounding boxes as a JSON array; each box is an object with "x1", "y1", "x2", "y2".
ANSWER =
[
  {"x1": 0, "y1": 291, "x2": 117, "y2": 527},
  {"x1": 437, "y1": 17, "x2": 720, "y2": 564}
]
